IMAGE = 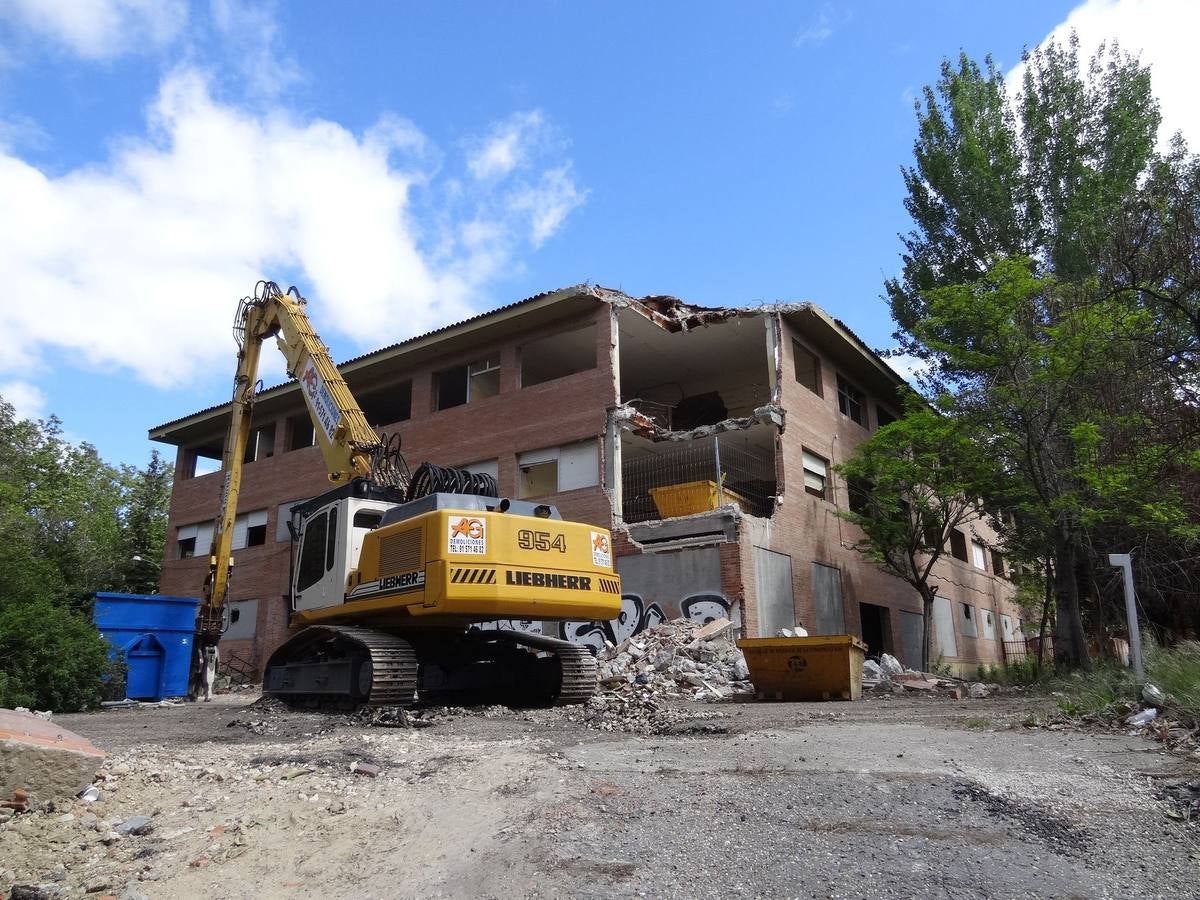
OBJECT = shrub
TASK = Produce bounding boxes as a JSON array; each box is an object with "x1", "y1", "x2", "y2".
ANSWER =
[
  {"x1": 0, "y1": 597, "x2": 113, "y2": 711},
  {"x1": 1146, "y1": 640, "x2": 1200, "y2": 720}
]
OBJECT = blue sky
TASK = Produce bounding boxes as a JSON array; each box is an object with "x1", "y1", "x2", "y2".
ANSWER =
[{"x1": 0, "y1": 0, "x2": 1192, "y2": 468}]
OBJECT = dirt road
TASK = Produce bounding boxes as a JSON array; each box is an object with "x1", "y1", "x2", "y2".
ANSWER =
[{"x1": 3, "y1": 693, "x2": 1198, "y2": 899}]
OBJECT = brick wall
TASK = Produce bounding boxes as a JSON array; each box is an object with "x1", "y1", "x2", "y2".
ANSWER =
[{"x1": 738, "y1": 315, "x2": 1025, "y2": 671}]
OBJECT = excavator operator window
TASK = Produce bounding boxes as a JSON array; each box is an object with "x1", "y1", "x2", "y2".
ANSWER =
[
  {"x1": 325, "y1": 506, "x2": 338, "y2": 571},
  {"x1": 296, "y1": 511, "x2": 327, "y2": 592}
]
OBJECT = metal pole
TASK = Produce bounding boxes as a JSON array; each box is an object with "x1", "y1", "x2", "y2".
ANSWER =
[
  {"x1": 1107, "y1": 553, "x2": 1145, "y2": 681},
  {"x1": 713, "y1": 437, "x2": 724, "y2": 505}
]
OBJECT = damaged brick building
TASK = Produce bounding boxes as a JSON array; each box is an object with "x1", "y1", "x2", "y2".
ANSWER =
[{"x1": 150, "y1": 285, "x2": 1026, "y2": 677}]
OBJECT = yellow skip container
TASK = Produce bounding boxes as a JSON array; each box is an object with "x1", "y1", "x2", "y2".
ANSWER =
[{"x1": 736, "y1": 635, "x2": 867, "y2": 701}]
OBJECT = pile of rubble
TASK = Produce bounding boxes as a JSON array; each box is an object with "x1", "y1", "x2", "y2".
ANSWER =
[
  {"x1": 595, "y1": 617, "x2": 752, "y2": 701},
  {"x1": 863, "y1": 654, "x2": 993, "y2": 701}
]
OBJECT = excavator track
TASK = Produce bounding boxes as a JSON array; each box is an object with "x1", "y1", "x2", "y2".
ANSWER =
[
  {"x1": 553, "y1": 644, "x2": 599, "y2": 706},
  {"x1": 265, "y1": 625, "x2": 418, "y2": 708}
]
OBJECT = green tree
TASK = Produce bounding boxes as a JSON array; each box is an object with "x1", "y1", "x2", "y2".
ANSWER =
[
  {"x1": 0, "y1": 395, "x2": 174, "y2": 709},
  {"x1": 116, "y1": 450, "x2": 173, "y2": 594},
  {"x1": 887, "y1": 36, "x2": 1199, "y2": 668},
  {"x1": 835, "y1": 403, "x2": 999, "y2": 671}
]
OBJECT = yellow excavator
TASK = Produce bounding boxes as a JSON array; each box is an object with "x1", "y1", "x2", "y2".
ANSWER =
[{"x1": 194, "y1": 281, "x2": 620, "y2": 706}]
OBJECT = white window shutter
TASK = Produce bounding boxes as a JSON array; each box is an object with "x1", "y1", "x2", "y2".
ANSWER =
[{"x1": 558, "y1": 441, "x2": 598, "y2": 491}]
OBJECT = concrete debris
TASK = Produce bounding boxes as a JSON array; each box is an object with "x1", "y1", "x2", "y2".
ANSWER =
[
  {"x1": 863, "y1": 659, "x2": 883, "y2": 681},
  {"x1": 969, "y1": 683, "x2": 990, "y2": 700},
  {"x1": 776, "y1": 627, "x2": 809, "y2": 638},
  {"x1": 350, "y1": 761, "x2": 381, "y2": 778},
  {"x1": 115, "y1": 815, "x2": 153, "y2": 836},
  {"x1": 12, "y1": 709, "x2": 53, "y2": 722},
  {"x1": 878, "y1": 654, "x2": 906, "y2": 679},
  {"x1": 595, "y1": 618, "x2": 753, "y2": 703},
  {"x1": 558, "y1": 690, "x2": 727, "y2": 736},
  {"x1": 1, "y1": 708, "x2": 105, "y2": 802},
  {"x1": 1141, "y1": 683, "x2": 1167, "y2": 709}
]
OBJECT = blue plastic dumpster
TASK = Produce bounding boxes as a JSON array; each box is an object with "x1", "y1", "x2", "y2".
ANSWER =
[{"x1": 93, "y1": 593, "x2": 200, "y2": 700}]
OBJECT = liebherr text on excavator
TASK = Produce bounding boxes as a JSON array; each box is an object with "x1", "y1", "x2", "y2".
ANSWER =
[{"x1": 194, "y1": 281, "x2": 620, "y2": 706}]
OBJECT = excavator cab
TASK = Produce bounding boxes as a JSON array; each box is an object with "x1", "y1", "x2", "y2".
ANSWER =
[{"x1": 288, "y1": 483, "x2": 401, "y2": 612}]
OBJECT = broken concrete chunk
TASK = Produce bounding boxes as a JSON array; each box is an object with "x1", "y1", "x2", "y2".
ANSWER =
[
  {"x1": 968, "y1": 683, "x2": 989, "y2": 699},
  {"x1": 1, "y1": 708, "x2": 105, "y2": 802},
  {"x1": 116, "y1": 815, "x2": 154, "y2": 836},
  {"x1": 350, "y1": 761, "x2": 381, "y2": 777},
  {"x1": 863, "y1": 659, "x2": 884, "y2": 681},
  {"x1": 693, "y1": 617, "x2": 733, "y2": 641},
  {"x1": 878, "y1": 654, "x2": 906, "y2": 678}
]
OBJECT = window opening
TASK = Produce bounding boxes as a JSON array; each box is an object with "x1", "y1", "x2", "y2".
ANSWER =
[
  {"x1": 876, "y1": 405, "x2": 897, "y2": 428},
  {"x1": 521, "y1": 324, "x2": 597, "y2": 387},
  {"x1": 949, "y1": 529, "x2": 968, "y2": 562},
  {"x1": 847, "y1": 476, "x2": 872, "y2": 515},
  {"x1": 990, "y1": 550, "x2": 1006, "y2": 578},
  {"x1": 802, "y1": 449, "x2": 829, "y2": 500},
  {"x1": 792, "y1": 342, "x2": 822, "y2": 396},
  {"x1": 243, "y1": 425, "x2": 275, "y2": 463},
  {"x1": 286, "y1": 414, "x2": 316, "y2": 451},
  {"x1": 353, "y1": 511, "x2": 383, "y2": 530},
  {"x1": 358, "y1": 381, "x2": 412, "y2": 427},
  {"x1": 837, "y1": 375, "x2": 866, "y2": 426}
]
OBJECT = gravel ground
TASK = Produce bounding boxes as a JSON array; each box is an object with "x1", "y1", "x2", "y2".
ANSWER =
[{"x1": 1, "y1": 692, "x2": 1197, "y2": 899}]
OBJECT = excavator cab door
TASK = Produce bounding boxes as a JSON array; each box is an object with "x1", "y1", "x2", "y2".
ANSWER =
[{"x1": 291, "y1": 497, "x2": 393, "y2": 612}]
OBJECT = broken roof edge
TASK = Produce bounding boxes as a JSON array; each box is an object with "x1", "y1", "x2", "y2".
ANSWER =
[{"x1": 149, "y1": 283, "x2": 905, "y2": 442}]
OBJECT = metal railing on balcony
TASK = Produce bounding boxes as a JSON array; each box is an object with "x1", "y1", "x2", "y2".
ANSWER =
[{"x1": 621, "y1": 436, "x2": 776, "y2": 523}]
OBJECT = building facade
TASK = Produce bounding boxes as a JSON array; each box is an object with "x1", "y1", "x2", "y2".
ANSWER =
[{"x1": 150, "y1": 285, "x2": 1026, "y2": 677}]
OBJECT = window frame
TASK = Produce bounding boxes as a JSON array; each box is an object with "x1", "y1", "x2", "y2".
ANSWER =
[
  {"x1": 792, "y1": 341, "x2": 822, "y2": 397},
  {"x1": 949, "y1": 528, "x2": 969, "y2": 562},
  {"x1": 801, "y1": 448, "x2": 829, "y2": 501},
  {"x1": 970, "y1": 540, "x2": 988, "y2": 571},
  {"x1": 836, "y1": 374, "x2": 867, "y2": 427}
]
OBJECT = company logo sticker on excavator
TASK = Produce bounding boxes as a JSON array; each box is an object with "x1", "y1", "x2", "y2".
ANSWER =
[
  {"x1": 299, "y1": 360, "x2": 341, "y2": 441},
  {"x1": 590, "y1": 531, "x2": 612, "y2": 568},
  {"x1": 448, "y1": 516, "x2": 487, "y2": 554}
]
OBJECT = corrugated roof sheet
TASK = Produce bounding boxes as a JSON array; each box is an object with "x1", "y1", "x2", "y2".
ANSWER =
[{"x1": 148, "y1": 283, "x2": 595, "y2": 435}]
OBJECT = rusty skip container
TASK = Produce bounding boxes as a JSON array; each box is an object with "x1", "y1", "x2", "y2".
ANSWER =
[{"x1": 736, "y1": 635, "x2": 867, "y2": 701}]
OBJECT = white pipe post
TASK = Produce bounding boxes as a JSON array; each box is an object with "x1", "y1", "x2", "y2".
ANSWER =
[{"x1": 1108, "y1": 553, "x2": 1144, "y2": 681}]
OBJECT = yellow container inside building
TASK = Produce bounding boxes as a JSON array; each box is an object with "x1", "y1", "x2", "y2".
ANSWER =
[
  {"x1": 649, "y1": 480, "x2": 750, "y2": 518},
  {"x1": 735, "y1": 635, "x2": 867, "y2": 701}
]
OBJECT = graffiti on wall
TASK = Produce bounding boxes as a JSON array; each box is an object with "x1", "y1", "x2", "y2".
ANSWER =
[{"x1": 557, "y1": 591, "x2": 733, "y2": 652}]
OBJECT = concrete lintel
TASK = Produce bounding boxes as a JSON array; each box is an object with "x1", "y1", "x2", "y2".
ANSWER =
[
  {"x1": 625, "y1": 509, "x2": 739, "y2": 548},
  {"x1": 611, "y1": 403, "x2": 784, "y2": 442}
]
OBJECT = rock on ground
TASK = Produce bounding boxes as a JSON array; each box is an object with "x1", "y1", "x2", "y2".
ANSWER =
[{"x1": 1, "y1": 709, "x2": 104, "y2": 802}]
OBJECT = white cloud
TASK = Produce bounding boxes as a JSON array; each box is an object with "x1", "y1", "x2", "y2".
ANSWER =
[
  {"x1": 0, "y1": 0, "x2": 188, "y2": 60},
  {"x1": 467, "y1": 111, "x2": 548, "y2": 180},
  {"x1": 0, "y1": 69, "x2": 586, "y2": 389},
  {"x1": 794, "y1": 4, "x2": 852, "y2": 47},
  {"x1": 881, "y1": 351, "x2": 929, "y2": 387},
  {"x1": 0, "y1": 379, "x2": 46, "y2": 422},
  {"x1": 209, "y1": 0, "x2": 300, "y2": 97},
  {"x1": 1010, "y1": 0, "x2": 1198, "y2": 149}
]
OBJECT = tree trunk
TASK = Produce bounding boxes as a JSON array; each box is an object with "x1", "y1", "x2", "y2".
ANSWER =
[
  {"x1": 920, "y1": 586, "x2": 937, "y2": 673},
  {"x1": 1053, "y1": 530, "x2": 1091, "y2": 670},
  {"x1": 1036, "y1": 560, "x2": 1053, "y2": 674}
]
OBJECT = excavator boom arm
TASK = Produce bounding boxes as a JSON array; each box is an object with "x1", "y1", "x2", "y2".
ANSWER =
[{"x1": 199, "y1": 281, "x2": 381, "y2": 639}]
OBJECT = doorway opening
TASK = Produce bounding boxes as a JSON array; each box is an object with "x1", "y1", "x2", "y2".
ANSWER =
[{"x1": 859, "y1": 602, "x2": 893, "y2": 659}]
